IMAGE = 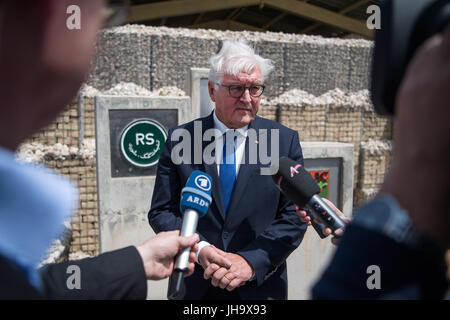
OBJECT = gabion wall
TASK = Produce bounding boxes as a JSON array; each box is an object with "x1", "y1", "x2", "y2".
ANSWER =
[
  {"x1": 17, "y1": 87, "x2": 392, "y2": 256},
  {"x1": 18, "y1": 100, "x2": 99, "y2": 256},
  {"x1": 87, "y1": 26, "x2": 373, "y2": 97},
  {"x1": 260, "y1": 88, "x2": 393, "y2": 208},
  {"x1": 16, "y1": 26, "x2": 391, "y2": 256}
]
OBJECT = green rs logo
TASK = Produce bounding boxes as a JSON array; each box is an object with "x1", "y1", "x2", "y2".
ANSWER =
[{"x1": 120, "y1": 119, "x2": 167, "y2": 168}]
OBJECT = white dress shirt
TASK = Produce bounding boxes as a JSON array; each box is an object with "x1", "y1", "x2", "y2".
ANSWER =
[
  {"x1": 196, "y1": 111, "x2": 250, "y2": 268},
  {"x1": 212, "y1": 110, "x2": 248, "y2": 178}
]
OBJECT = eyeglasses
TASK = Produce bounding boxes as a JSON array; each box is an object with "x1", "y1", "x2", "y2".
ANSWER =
[
  {"x1": 215, "y1": 83, "x2": 265, "y2": 98},
  {"x1": 102, "y1": 0, "x2": 131, "y2": 29}
]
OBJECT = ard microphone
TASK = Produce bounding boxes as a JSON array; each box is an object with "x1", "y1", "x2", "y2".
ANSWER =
[
  {"x1": 271, "y1": 157, "x2": 346, "y2": 239},
  {"x1": 167, "y1": 170, "x2": 212, "y2": 300}
]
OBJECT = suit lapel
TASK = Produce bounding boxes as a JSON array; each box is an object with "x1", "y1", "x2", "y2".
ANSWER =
[{"x1": 201, "y1": 112, "x2": 226, "y2": 221}]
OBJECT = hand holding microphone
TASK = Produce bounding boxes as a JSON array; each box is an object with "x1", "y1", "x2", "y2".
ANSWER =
[
  {"x1": 295, "y1": 200, "x2": 350, "y2": 245},
  {"x1": 136, "y1": 230, "x2": 199, "y2": 280},
  {"x1": 271, "y1": 157, "x2": 349, "y2": 242},
  {"x1": 167, "y1": 170, "x2": 213, "y2": 300}
]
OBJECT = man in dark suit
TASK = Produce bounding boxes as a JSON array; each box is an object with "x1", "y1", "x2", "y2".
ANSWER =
[
  {"x1": 149, "y1": 40, "x2": 307, "y2": 300},
  {"x1": 0, "y1": 0, "x2": 198, "y2": 300}
]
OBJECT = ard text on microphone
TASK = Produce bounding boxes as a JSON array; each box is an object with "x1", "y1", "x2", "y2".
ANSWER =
[
  {"x1": 170, "y1": 121, "x2": 279, "y2": 175},
  {"x1": 168, "y1": 170, "x2": 212, "y2": 300}
]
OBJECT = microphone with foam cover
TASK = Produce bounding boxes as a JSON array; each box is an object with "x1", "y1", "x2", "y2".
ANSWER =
[
  {"x1": 271, "y1": 157, "x2": 346, "y2": 239},
  {"x1": 167, "y1": 170, "x2": 212, "y2": 300}
]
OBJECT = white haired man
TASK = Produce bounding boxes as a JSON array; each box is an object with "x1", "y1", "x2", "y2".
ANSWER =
[{"x1": 149, "y1": 39, "x2": 307, "y2": 300}]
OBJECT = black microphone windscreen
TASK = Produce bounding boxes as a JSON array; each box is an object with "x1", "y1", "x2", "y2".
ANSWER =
[{"x1": 272, "y1": 157, "x2": 320, "y2": 207}]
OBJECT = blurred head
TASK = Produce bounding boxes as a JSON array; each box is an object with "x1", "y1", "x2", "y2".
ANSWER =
[
  {"x1": 0, "y1": 0, "x2": 105, "y2": 150},
  {"x1": 208, "y1": 40, "x2": 274, "y2": 129}
]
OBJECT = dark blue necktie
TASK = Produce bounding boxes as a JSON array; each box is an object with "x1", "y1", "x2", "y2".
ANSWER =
[{"x1": 220, "y1": 131, "x2": 236, "y2": 213}]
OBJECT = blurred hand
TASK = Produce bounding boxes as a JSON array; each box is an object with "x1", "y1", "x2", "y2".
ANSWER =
[
  {"x1": 295, "y1": 198, "x2": 351, "y2": 245},
  {"x1": 136, "y1": 231, "x2": 199, "y2": 280},
  {"x1": 380, "y1": 25, "x2": 450, "y2": 247},
  {"x1": 204, "y1": 249, "x2": 253, "y2": 291}
]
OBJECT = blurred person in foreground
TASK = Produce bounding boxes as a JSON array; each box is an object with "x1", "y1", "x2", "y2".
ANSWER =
[
  {"x1": 0, "y1": 0, "x2": 198, "y2": 299},
  {"x1": 297, "y1": 24, "x2": 450, "y2": 300}
]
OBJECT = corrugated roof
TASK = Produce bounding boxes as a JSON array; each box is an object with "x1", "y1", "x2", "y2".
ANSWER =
[{"x1": 123, "y1": 0, "x2": 381, "y2": 39}]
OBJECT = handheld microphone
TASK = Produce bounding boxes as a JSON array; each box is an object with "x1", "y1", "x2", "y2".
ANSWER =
[
  {"x1": 167, "y1": 170, "x2": 212, "y2": 300},
  {"x1": 271, "y1": 157, "x2": 346, "y2": 239}
]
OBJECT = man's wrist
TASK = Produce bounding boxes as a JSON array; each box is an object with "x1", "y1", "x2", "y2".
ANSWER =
[
  {"x1": 235, "y1": 253, "x2": 255, "y2": 281},
  {"x1": 196, "y1": 241, "x2": 211, "y2": 263}
]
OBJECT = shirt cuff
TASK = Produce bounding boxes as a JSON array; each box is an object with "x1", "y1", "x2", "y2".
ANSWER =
[{"x1": 196, "y1": 241, "x2": 211, "y2": 263}]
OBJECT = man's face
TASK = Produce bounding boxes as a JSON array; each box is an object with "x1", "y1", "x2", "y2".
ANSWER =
[{"x1": 209, "y1": 67, "x2": 263, "y2": 129}]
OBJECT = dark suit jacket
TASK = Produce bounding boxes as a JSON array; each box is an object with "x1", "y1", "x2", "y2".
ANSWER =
[
  {"x1": 312, "y1": 223, "x2": 448, "y2": 299},
  {"x1": 148, "y1": 112, "x2": 307, "y2": 300},
  {"x1": 0, "y1": 246, "x2": 147, "y2": 300}
]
